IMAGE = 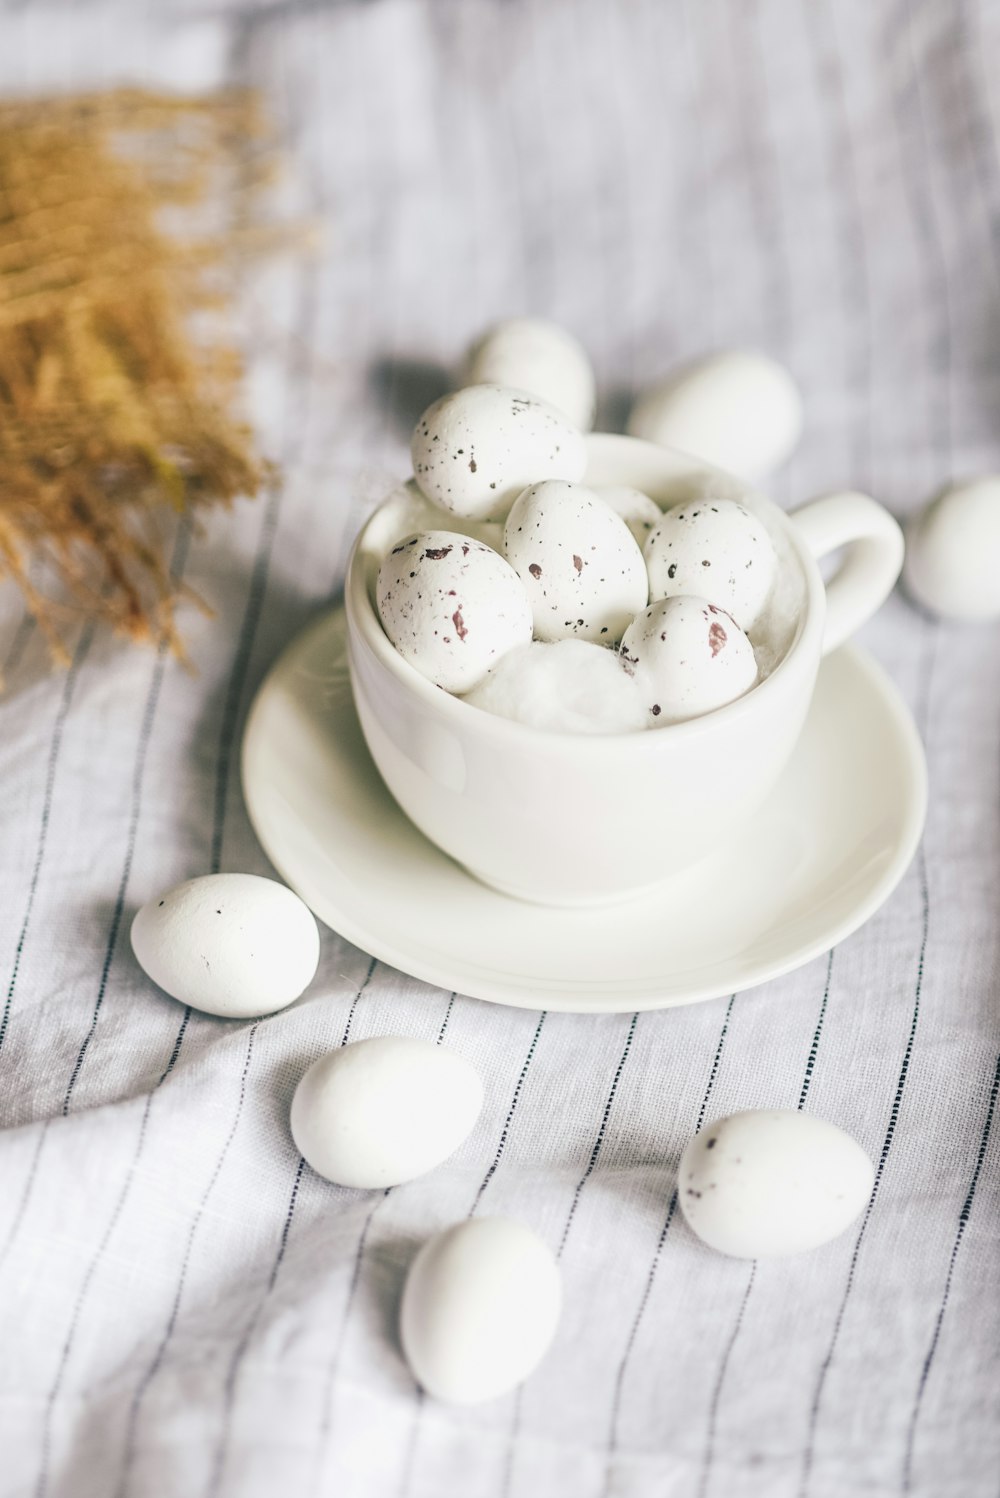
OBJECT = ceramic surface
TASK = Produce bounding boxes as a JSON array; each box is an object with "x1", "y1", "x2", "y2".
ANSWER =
[
  {"x1": 241, "y1": 606, "x2": 926, "y2": 1013},
  {"x1": 344, "y1": 435, "x2": 904, "y2": 904}
]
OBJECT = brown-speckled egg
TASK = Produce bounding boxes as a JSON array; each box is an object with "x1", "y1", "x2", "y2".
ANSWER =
[
  {"x1": 620, "y1": 595, "x2": 757, "y2": 724},
  {"x1": 645, "y1": 497, "x2": 777, "y2": 630}
]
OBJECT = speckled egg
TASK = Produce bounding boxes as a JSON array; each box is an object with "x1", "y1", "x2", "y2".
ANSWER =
[
  {"x1": 903, "y1": 476, "x2": 1000, "y2": 621},
  {"x1": 291, "y1": 1036, "x2": 483, "y2": 1189},
  {"x1": 594, "y1": 485, "x2": 664, "y2": 549},
  {"x1": 678, "y1": 1109, "x2": 874, "y2": 1259},
  {"x1": 130, "y1": 873, "x2": 320, "y2": 1019},
  {"x1": 465, "y1": 318, "x2": 596, "y2": 430},
  {"x1": 644, "y1": 497, "x2": 777, "y2": 630},
  {"x1": 503, "y1": 480, "x2": 648, "y2": 643},
  {"x1": 627, "y1": 350, "x2": 803, "y2": 482},
  {"x1": 620, "y1": 596, "x2": 757, "y2": 724},
  {"x1": 401, "y1": 1217, "x2": 562, "y2": 1404},
  {"x1": 377, "y1": 530, "x2": 533, "y2": 692},
  {"x1": 411, "y1": 385, "x2": 587, "y2": 521}
]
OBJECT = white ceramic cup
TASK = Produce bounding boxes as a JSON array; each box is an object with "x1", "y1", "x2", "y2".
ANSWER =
[{"x1": 345, "y1": 434, "x2": 904, "y2": 906}]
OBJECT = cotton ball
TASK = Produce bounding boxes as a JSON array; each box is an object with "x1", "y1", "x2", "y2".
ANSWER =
[
  {"x1": 621, "y1": 596, "x2": 758, "y2": 725},
  {"x1": 594, "y1": 485, "x2": 663, "y2": 549},
  {"x1": 411, "y1": 385, "x2": 587, "y2": 521},
  {"x1": 377, "y1": 531, "x2": 533, "y2": 692},
  {"x1": 463, "y1": 639, "x2": 649, "y2": 734},
  {"x1": 645, "y1": 497, "x2": 777, "y2": 631},
  {"x1": 503, "y1": 480, "x2": 648, "y2": 644},
  {"x1": 903, "y1": 477, "x2": 1000, "y2": 621},
  {"x1": 627, "y1": 351, "x2": 803, "y2": 483},
  {"x1": 466, "y1": 318, "x2": 596, "y2": 430},
  {"x1": 389, "y1": 479, "x2": 506, "y2": 552}
]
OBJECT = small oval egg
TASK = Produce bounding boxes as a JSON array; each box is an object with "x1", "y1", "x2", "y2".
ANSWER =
[
  {"x1": 401, "y1": 1217, "x2": 561, "y2": 1404},
  {"x1": 291, "y1": 1036, "x2": 483, "y2": 1189},
  {"x1": 463, "y1": 639, "x2": 648, "y2": 734},
  {"x1": 465, "y1": 318, "x2": 596, "y2": 430},
  {"x1": 620, "y1": 596, "x2": 757, "y2": 725},
  {"x1": 645, "y1": 497, "x2": 777, "y2": 630},
  {"x1": 130, "y1": 873, "x2": 320, "y2": 1019},
  {"x1": 503, "y1": 480, "x2": 648, "y2": 643},
  {"x1": 903, "y1": 476, "x2": 1000, "y2": 621},
  {"x1": 678, "y1": 1109, "x2": 874, "y2": 1258},
  {"x1": 411, "y1": 385, "x2": 587, "y2": 521},
  {"x1": 627, "y1": 351, "x2": 803, "y2": 483},
  {"x1": 594, "y1": 485, "x2": 663, "y2": 549},
  {"x1": 377, "y1": 530, "x2": 533, "y2": 692}
]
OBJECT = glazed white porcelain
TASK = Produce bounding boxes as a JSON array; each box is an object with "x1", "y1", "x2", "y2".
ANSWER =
[
  {"x1": 343, "y1": 435, "x2": 904, "y2": 906},
  {"x1": 240, "y1": 607, "x2": 926, "y2": 1013}
]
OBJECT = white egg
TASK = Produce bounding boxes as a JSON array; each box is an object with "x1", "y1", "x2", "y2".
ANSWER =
[
  {"x1": 465, "y1": 318, "x2": 596, "y2": 430},
  {"x1": 400, "y1": 1217, "x2": 561, "y2": 1404},
  {"x1": 290, "y1": 1036, "x2": 483, "y2": 1189},
  {"x1": 644, "y1": 497, "x2": 777, "y2": 630},
  {"x1": 411, "y1": 385, "x2": 587, "y2": 521},
  {"x1": 463, "y1": 639, "x2": 648, "y2": 734},
  {"x1": 594, "y1": 485, "x2": 663, "y2": 549},
  {"x1": 627, "y1": 351, "x2": 803, "y2": 483},
  {"x1": 503, "y1": 480, "x2": 648, "y2": 643},
  {"x1": 130, "y1": 873, "x2": 320, "y2": 1019},
  {"x1": 678, "y1": 1109, "x2": 874, "y2": 1259},
  {"x1": 620, "y1": 596, "x2": 757, "y2": 725},
  {"x1": 903, "y1": 476, "x2": 1000, "y2": 621},
  {"x1": 377, "y1": 530, "x2": 533, "y2": 692}
]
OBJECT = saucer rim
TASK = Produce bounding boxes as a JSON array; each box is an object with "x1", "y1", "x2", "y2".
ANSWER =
[{"x1": 241, "y1": 608, "x2": 927, "y2": 1013}]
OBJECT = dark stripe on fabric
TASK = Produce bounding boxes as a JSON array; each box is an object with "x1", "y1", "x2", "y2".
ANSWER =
[
  {"x1": 469, "y1": 1011, "x2": 547, "y2": 1218},
  {"x1": 798, "y1": 951, "x2": 834, "y2": 1112},
  {"x1": 207, "y1": 956, "x2": 379, "y2": 1498},
  {"x1": 603, "y1": 994, "x2": 737, "y2": 1474},
  {"x1": 114, "y1": 1022, "x2": 260, "y2": 1498},
  {"x1": 0, "y1": 620, "x2": 96, "y2": 1059},
  {"x1": 33, "y1": 1008, "x2": 191, "y2": 1498},
  {"x1": 901, "y1": 1051, "x2": 1000, "y2": 1492},
  {"x1": 63, "y1": 519, "x2": 192, "y2": 1115},
  {"x1": 697, "y1": 1263, "x2": 757, "y2": 1498}
]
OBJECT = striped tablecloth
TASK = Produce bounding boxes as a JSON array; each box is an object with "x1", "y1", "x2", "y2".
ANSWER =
[{"x1": 1, "y1": 3, "x2": 998, "y2": 1496}]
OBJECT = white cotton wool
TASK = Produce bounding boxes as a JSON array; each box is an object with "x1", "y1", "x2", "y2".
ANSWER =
[
  {"x1": 621, "y1": 596, "x2": 758, "y2": 725},
  {"x1": 387, "y1": 479, "x2": 505, "y2": 553},
  {"x1": 411, "y1": 385, "x2": 587, "y2": 521},
  {"x1": 645, "y1": 497, "x2": 777, "y2": 631},
  {"x1": 465, "y1": 318, "x2": 596, "y2": 431},
  {"x1": 377, "y1": 530, "x2": 533, "y2": 692},
  {"x1": 463, "y1": 639, "x2": 649, "y2": 734},
  {"x1": 593, "y1": 485, "x2": 663, "y2": 549},
  {"x1": 503, "y1": 480, "x2": 648, "y2": 644}
]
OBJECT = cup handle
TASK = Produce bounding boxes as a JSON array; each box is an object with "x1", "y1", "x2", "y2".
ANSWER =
[{"x1": 789, "y1": 490, "x2": 904, "y2": 656}]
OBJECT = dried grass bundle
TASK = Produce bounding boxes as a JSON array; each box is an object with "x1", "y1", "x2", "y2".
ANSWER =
[{"x1": 0, "y1": 87, "x2": 275, "y2": 666}]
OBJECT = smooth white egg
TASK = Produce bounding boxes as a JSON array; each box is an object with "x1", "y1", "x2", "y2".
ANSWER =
[
  {"x1": 678, "y1": 1109, "x2": 874, "y2": 1258},
  {"x1": 400, "y1": 1217, "x2": 561, "y2": 1404},
  {"x1": 290, "y1": 1036, "x2": 483, "y2": 1189},
  {"x1": 594, "y1": 485, "x2": 663, "y2": 549},
  {"x1": 503, "y1": 480, "x2": 648, "y2": 643},
  {"x1": 903, "y1": 477, "x2": 1000, "y2": 621},
  {"x1": 465, "y1": 318, "x2": 596, "y2": 430},
  {"x1": 620, "y1": 596, "x2": 757, "y2": 725},
  {"x1": 463, "y1": 639, "x2": 648, "y2": 734},
  {"x1": 130, "y1": 873, "x2": 320, "y2": 1019},
  {"x1": 645, "y1": 497, "x2": 777, "y2": 630},
  {"x1": 411, "y1": 385, "x2": 587, "y2": 521},
  {"x1": 627, "y1": 351, "x2": 803, "y2": 483},
  {"x1": 377, "y1": 530, "x2": 533, "y2": 692}
]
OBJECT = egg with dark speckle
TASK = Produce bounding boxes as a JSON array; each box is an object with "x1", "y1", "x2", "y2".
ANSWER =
[
  {"x1": 503, "y1": 480, "x2": 648, "y2": 644},
  {"x1": 411, "y1": 385, "x2": 587, "y2": 521},
  {"x1": 377, "y1": 530, "x2": 533, "y2": 691},
  {"x1": 620, "y1": 596, "x2": 757, "y2": 724},
  {"x1": 645, "y1": 497, "x2": 777, "y2": 630},
  {"x1": 678, "y1": 1109, "x2": 874, "y2": 1258}
]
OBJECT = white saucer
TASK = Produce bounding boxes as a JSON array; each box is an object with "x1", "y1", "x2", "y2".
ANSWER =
[{"x1": 241, "y1": 608, "x2": 926, "y2": 1013}]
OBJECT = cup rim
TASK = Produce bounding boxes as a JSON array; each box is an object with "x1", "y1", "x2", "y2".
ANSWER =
[{"x1": 345, "y1": 433, "x2": 824, "y2": 753}]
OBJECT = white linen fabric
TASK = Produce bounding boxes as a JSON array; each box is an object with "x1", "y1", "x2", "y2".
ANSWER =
[{"x1": 1, "y1": 3, "x2": 998, "y2": 1496}]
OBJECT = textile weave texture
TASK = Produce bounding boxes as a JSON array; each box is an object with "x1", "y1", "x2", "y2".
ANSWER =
[{"x1": 1, "y1": 3, "x2": 998, "y2": 1496}]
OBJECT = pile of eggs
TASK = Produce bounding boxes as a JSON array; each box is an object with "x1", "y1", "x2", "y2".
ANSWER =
[
  {"x1": 377, "y1": 366, "x2": 782, "y2": 731},
  {"x1": 130, "y1": 870, "x2": 875, "y2": 1407}
]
